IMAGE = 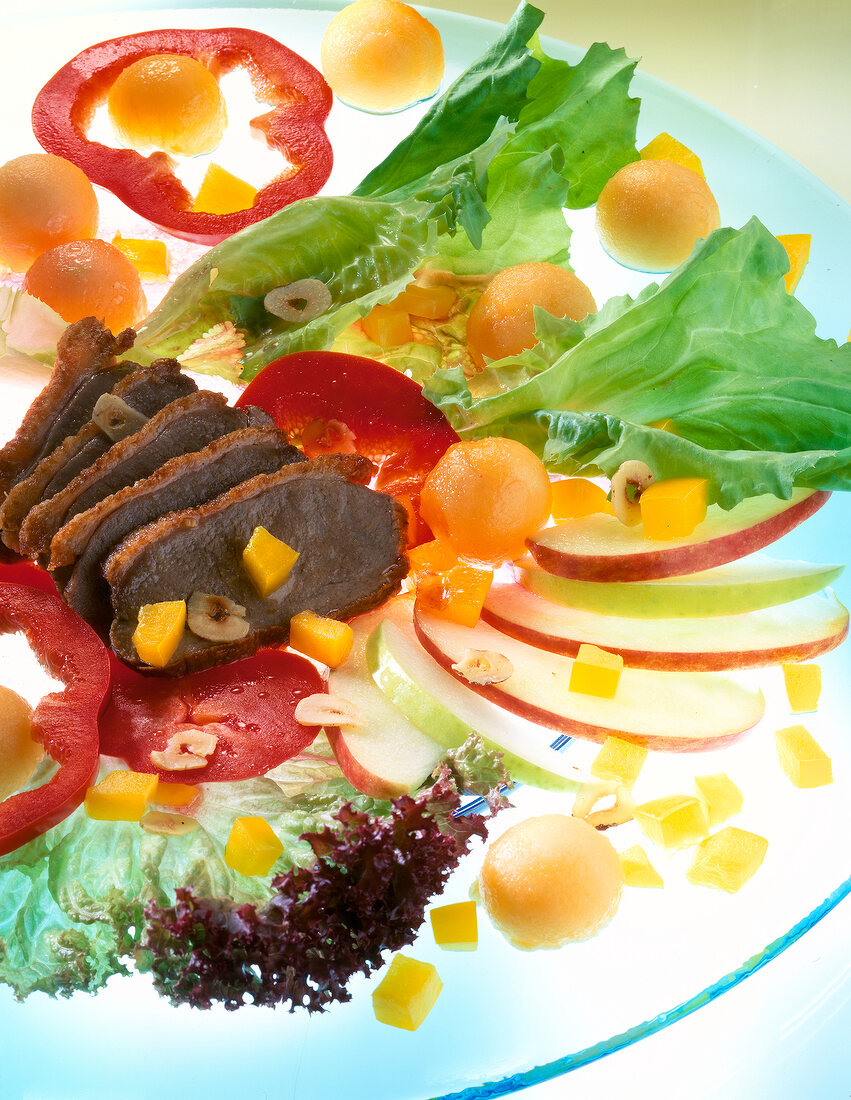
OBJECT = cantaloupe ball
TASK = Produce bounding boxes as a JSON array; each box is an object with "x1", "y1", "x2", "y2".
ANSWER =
[
  {"x1": 321, "y1": 0, "x2": 444, "y2": 113},
  {"x1": 595, "y1": 159, "x2": 721, "y2": 272},
  {"x1": 0, "y1": 685, "x2": 43, "y2": 800},
  {"x1": 476, "y1": 814, "x2": 623, "y2": 949}
]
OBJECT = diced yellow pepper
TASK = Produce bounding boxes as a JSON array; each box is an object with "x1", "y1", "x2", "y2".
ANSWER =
[
  {"x1": 633, "y1": 794, "x2": 709, "y2": 849},
  {"x1": 361, "y1": 304, "x2": 414, "y2": 347},
  {"x1": 647, "y1": 418, "x2": 680, "y2": 435},
  {"x1": 192, "y1": 163, "x2": 257, "y2": 215},
  {"x1": 550, "y1": 478, "x2": 614, "y2": 522},
  {"x1": 776, "y1": 233, "x2": 811, "y2": 294},
  {"x1": 289, "y1": 609, "x2": 354, "y2": 667},
  {"x1": 153, "y1": 781, "x2": 200, "y2": 809},
  {"x1": 639, "y1": 477, "x2": 708, "y2": 540},
  {"x1": 224, "y1": 816, "x2": 284, "y2": 876},
  {"x1": 568, "y1": 643, "x2": 624, "y2": 700},
  {"x1": 112, "y1": 233, "x2": 170, "y2": 279},
  {"x1": 687, "y1": 827, "x2": 769, "y2": 892},
  {"x1": 639, "y1": 132, "x2": 705, "y2": 177},
  {"x1": 85, "y1": 770, "x2": 158, "y2": 821},
  {"x1": 243, "y1": 525, "x2": 300, "y2": 597},
  {"x1": 619, "y1": 844, "x2": 664, "y2": 888},
  {"x1": 590, "y1": 735, "x2": 648, "y2": 788},
  {"x1": 394, "y1": 282, "x2": 457, "y2": 320},
  {"x1": 132, "y1": 600, "x2": 186, "y2": 668},
  {"x1": 415, "y1": 562, "x2": 494, "y2": 629},
  {"x1": 694, "y1": 773, "x2": 744, "y2": 827},
  {"x1": 430, "y1": 900, "x2": 478, "y2": 950},
  {"x1": 407, "y1": 538, "x2": 459, "y2": 586},
  {"x1": 775, "y1": 724, "x2": 833, "y2": 788},
  {"x1": 782, "y1": 662, "x2": 821, "y2": 713},
  {"x1": 372, "y1": 954, "x2": 442, "y2": 1031}
]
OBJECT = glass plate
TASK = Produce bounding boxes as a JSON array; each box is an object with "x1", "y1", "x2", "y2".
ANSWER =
[{"x1": 1, "y1": 6, "x2": 849, "y2": 1099}]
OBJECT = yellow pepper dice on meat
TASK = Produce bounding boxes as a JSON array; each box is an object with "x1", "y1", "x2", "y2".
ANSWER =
[
  {"x1": 687, "y1": 827, "x2": 769, "y2": 892},
  {"x1": 85, "y1": 770, "x2": 158, "y2": 821},
  {"x1": 590, "y1": 735, "x2": 647, "y2": 787},
  {"x1": 550, "y1": 478, "x2": 614, "y2": 522},
  {"x1": 639, "y1": 477, "x2": 708, "y2": 540},
  {"x1": 224, "y1": 816, "x2": 284, "y2": 876},
  {"x1": 633, "y1": 794, "x2": 710, "y2": 850},
  {"x1": 430, "y1": 900, "x2": 478, "y2": 950},
  {"x1": 619, "y1": 844, "x2": 664, "y2": 888},
  {"x1": 782, "y1": 662, "x2": 821, "y2": 713},
  {"x1": 132, "y1": 599, "x2": 187, "y2": 668},
  {"x1": 568, "y1": 643, "x2": 624, "y2": 699},
  {"x1": 774, "y1": 724, "x2": 833, "y2": 788},
  {"x1": 694, "y1": 773, "x2": 743, "y2": 827},
  {"x1": 193, "y1": 162, "x2": 257, "y2": 215},
  {"x1": 243, "y1": 525, "x2": 300, "y2": 597},
  {"x1": 372, "y1": 954, "x2": 442, "y2": 1030},
  {"x1": 289, "y1": 609, "x2": 354, "y2": 667}
]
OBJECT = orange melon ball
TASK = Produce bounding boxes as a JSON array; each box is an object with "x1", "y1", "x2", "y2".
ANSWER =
[
  {"x1": 321, "y1": 0, "x2": 444, "y2": 113},
  {"x1": 466, "y1": 262, "x2": 596, "y2": 369},
  {"x1": 0, "y1": 684, "x2": 42, "y2": 801},
  {"x1": 476, "y1": 814, "x2": 623, "y2": 949},
  {"x1": 108, "y1": 53, "x2": 227, "y2": 156},
  {"x1": 23, "y1": 238, "x2": 147, "y2": 334},
  {"x1": 420, "y1": 438, "x2": 552, "y2": 565},
  {"x1": 0, "y1": 154, "x2": 98, "y2": 273},
  {"x1": 595, "y1": 159, "x2": 721, "y2": 272}
]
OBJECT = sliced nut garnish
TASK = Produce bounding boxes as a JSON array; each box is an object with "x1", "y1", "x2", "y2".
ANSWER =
[
  {"x1": 572, "y1": 778, "x2": 636, "y2": 829},
  {"x1": 140, "y1": 810, "x2": 199, "y2": 836},
  {"x1": 150, "y1": 727, "x2": 219, "y2": 771},
  {"x1": 187, "y1": 591, "x2": 250, "y2": 642},
  {"x1": 294, "y1": 693, "x2": 364, "y2": 728},
  {"x1": 264, "y1": 279, "x2": 332, "y2": 323},
  {"x1": 92, "y1": 393, "x2": 148, "y2": 442},
  {"x1": 451, "y1": 648, "x2": 514, "y2": 685},
  {"x1": 610, "y1": 460, "x2": 655, "y2": 527}
]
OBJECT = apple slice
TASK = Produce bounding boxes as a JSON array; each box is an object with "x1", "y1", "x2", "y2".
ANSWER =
[
  {"x1": 482, "y1": 581, "x2": 849, "y2": 671},
  {"x1": 326, "y1": 601, "x2": 443, "y2": 799},
  {"x1": 516, "y1": 555, "x2": 844, "y2": 619},
  {"x1": 413, "y1": 609, "x2": 765, "y2": 750},
  {"x1": 528, "y1": 488, "x2": 829, "y2": 582}
]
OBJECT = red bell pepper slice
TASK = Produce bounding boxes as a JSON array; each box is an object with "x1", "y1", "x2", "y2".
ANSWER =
[
  {"x1": 31, "y1": 28, "x2": 333, "y2": 245},
  {"x1": 235, "y1": 350, "x2": 460, "y2": 544},
  {"x1": 99, "y1": 648, "x2": 325, "y2": 784},
  {"x1": 0, "y1": 582, "x2": 110, "y2": 857}
]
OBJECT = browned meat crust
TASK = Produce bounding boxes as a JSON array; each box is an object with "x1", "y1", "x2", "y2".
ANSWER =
[
  {"x1": 0, "y1": 318, "x2": 135, "y2": 499},
  {"x1": 104, "y1": 454, "x2": 408, "y2": 676}
]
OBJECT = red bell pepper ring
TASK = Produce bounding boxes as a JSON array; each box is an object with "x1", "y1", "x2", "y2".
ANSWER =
[
  {"x1": 0, "y1": 582, "x2": 110, "y2": 857},
  {"x1": 31, "y1": 28, "x2": 333, "y2": 245}
]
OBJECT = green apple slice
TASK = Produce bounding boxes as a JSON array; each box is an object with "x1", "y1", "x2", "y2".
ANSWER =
[{"x1": 516, "y1": 555, "x2": 845, "y2": 619}]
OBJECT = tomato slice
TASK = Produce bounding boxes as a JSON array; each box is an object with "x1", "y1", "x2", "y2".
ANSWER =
[
  {"x1": 99, "y1": 648, "x2": 325, "y2": 783},
  {"x1": 235, "y1": 351, "x2": 460, "y2": 544}
]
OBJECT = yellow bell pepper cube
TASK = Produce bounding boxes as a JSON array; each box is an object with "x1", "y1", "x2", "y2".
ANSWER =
[
  {"x1": 153, "y1": 781, "x2": 201, "y2": 810},
  {"x1": 550, "y1": 478, "x2": 614, "y2": 522},
  {"x1": 776, "y1": 233, "x2": 811, "y2": 293},
  {"x1": 289, "y1": 609, "x2": 354, "y2": 667},
  {"x1": 430, "y1": 900, "x2": 478, "y2": 950},
  {"x1": 694, "y1": 773, "x2": 744, "y2": 827},
  {"x1": 775, "y1": 724, "x2": 833, "y2": 788},
  {"x1": 568, "y1": 644, "x2": 624, "y2": 699},
  {"x1": 782, "y1": 662, "x2": 821, "y2": 713},
  {"x1": 85, "y1": 770, "x2": 158, "y2": 821},
  {"x1": 361, "y1": 304, "x2": 413, "y2": 348},
  {"x1": 132, "y1": 600, "x2": 186, "y2": 668},
  {"x1": 619, "y1": 844, "x2": 664, "y2": 888},
  {"x1": 192, "y1": 163, "x2": 257, "y2": 215},
  {"x1": 394, "y1": 282, "x2": 457, "y2": 320},
  {"x1": 639, "y1": 132, "x2": 705, "y2": 177},
  {"x1": 406, "y1": 538, "x2": 459, "y2": 586},
  {"x1": 687, "y1": 827, "x2": 769, "y2": 892},
  {"x1": 224, "y1": 816, "x2": 284, "y2": 876},
  {"x1": 639, "y1": 477, "x2": 708, "y2": 540},
  {"x1": 590, "y1": 735, "x2": 648, "y2": 787},
  {"x1": 372, "y1": 954, "x2": 442, "y2": 1031},
  {"x1": 415, "y1": 562, "x2": 494, "y2": 629},
  {"x1": 633, "y1": 794, "x2": 710, "y2": 850},
  {"x1": 243, "y1": 525, "x2": 300, "y2": 597},
  {"x1": 112, "y1": 233, "x2": 170, "y2": 279}
]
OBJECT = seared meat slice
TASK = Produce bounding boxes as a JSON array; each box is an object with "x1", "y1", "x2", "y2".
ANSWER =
[
  {"x1": 104, "y1": 454, "x2": 408, "y2": 676},
  {"x1": 19, "y1": 391, "x2": 259, "y2": 562},
  {"x1": 51, "y1": 426, "x2": 305, "y2": 632},
  {"x1": 0, "y1": 318, "x2": 135, "y2": 499},
  {"x1": 1, "y1": 359, "x2": 197, "y2": 553}
]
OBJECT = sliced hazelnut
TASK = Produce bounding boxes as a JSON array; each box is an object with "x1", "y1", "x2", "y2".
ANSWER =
[
  {"x1": 610, "y1": 460, "x2": 655, "y2": 526},
  {"x1": 140, "y1": 810, "x2": 199, "y2": 836},
  {"x1": 572, "y1": 778, "x2": 636, "y2": 829},
  {"x1": 293, "y1": 693, "x2": 364, "y2": 728},
  {"x1": 187, "y1": 591, "x2": 250, "y2": 642},
  {"x1": 451, "y1": 649, "x2": 514, "y2": 685},
  {"x1": 150, "y1": 726, "x2": 219, "y2": 771},
  {"x1": 91, "y1": 393, "x2": 148, "y2": 442}
]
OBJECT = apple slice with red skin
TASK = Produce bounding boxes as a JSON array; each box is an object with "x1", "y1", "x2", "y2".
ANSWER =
[
  {"x1": 413, "y1": 609, "x2": 765, "y2": 750},
  {"x1": 481, "y1": 581, "x2": 848, "y2": 671},
  {"x1": 527, "y1": 488, "x2": 829, "y2": 582}
]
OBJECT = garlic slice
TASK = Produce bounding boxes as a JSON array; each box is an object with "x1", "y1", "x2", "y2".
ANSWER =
[
  {"x1": 150, "y1": 727, "x2": 219, "y2": 771},
  {"x1": 451, "y1": 648, "x2": 514, "y2": 685},
  {"x1": 264, "y1": 279, "x2": 332, "y2": 323},
  {"x1": 294, "y1": 693, "x2": 364, "y2": 728},
  {"x1": 610, "y1": 460, "x2": 655, "y2": 526},
  {"x1": 187, "y1": 591, "x2": 250, "y2": 642},
  {"x1": 92, "y1": 393, "x2": 148, "y2": 442},
  {"x1": 572, "y1": 778, "x2": 637, "y2": 829}
]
